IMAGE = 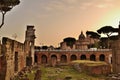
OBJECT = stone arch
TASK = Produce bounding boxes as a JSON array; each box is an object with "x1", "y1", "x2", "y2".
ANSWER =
[
  {"x1": 51, "y1": 55, "x2": 57, "y2": 67},
  {"x1": 41, "y1": 55, "x2": 47, "y2": 64},
  {"x1": 99, "y1": 54, "x2": 105, "y2": 61},
  {"x1": 71, "y1": 55, "x2": 77, "y2": 61},
  {"x1": 90, "y1": 54, "x2": 96, "y2": 61},
  {"x1": 61, "y1": 55, "x2": 67, "y2": 63},
  {"x1": 80, "y1": 54, "x2": 86, "y2": 60}
]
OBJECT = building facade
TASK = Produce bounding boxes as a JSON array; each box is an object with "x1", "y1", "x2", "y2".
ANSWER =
[{"x1": 60, "y1": 31, "x2": 99, "y2": 50}]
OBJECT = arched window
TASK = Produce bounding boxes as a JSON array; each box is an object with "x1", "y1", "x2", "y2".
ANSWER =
[
  {"x1": 61, "y1": 55, "x2": 67, "y2": 63},
  {"x1": 80, "y1": 55, "x2": 86, "y2": 60},
  {"x1": 71, "y1": 55, "x2": 77, "y2": 61},
  {"x1": 41, "y1": 55, "x2": 47, "y2": 64},
  {"x1": 90, "y1": 54, "x2": 96, "y2": 61},
  {"x1": 99, "y1": 54, "x2": 105, "y2": 61},
  {"x1": 51, "y1": 55, "x2": 57, "y2": 67}
]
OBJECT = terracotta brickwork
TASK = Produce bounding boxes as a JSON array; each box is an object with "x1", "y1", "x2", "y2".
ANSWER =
[
  {"x1": 35, "y1": 49, "x2": 112, "y2": 66},
  {"x1": 72, "y1": 63, "x2": 111, "y2": 75},
  {"x1": 88, "y1": 65, "x2": 111, "y2": 75}
]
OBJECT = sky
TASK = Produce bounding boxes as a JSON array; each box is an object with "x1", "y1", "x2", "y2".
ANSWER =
[{"x1": 0, "y1": 0, "x2": 120, "y2": 47}]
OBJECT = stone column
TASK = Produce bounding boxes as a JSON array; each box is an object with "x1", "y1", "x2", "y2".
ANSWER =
[
  {"x1": 112, "y1": 40, "x2": 120, "y2": 73},
  {"x1": 24, "y1": 25, "x2": 36, "y2": 66}
]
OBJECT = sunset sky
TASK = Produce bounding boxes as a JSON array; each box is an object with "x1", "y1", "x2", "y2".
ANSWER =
[{"x1": 0, "y1": 0, "x2": 120, "y2": 47}]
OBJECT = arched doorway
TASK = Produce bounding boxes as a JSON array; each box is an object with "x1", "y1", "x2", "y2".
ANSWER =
[
  {"x1": 41, "y1": 55, "x2": 47, "y2": 64},
  {"x1": 51, "y1": 55, "x2": 57, "y2": 67},
  {"x1": 71, "y1": 55, "x2": 77, "y2": 61},
  {"x1": 99, "y1": 54, "x2": 105, "y2": 61},
  {"x1": 61, "y1": 55, "x2": 67, "y2": 63},
  {"x1": 80, "y1": 55, "x2": 86, "y2": 60},
  {"x1": 34, "y1": 54, "x2": 38, "y2": 63},
  {"x1": 90, "y1": 54, "x2": 96, "y2": 61}
]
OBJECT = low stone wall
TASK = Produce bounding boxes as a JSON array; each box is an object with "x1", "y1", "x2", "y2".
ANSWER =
[
  {"x1": 72, "y1": 61, "x2": 111, "y2": 75},
  {"x1": 86, "y1": 65, "x2": 111, "y2": 75}
]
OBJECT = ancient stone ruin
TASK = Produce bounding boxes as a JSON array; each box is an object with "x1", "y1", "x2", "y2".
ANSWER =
[
  {"x1": 107, "y1": 23, "x2": 120, "y2": 80},
  {"x1": 0, "y1": 23, "x2": 120, "y2": 80},
  {"x1": 0, "y1": 25, "x2": 35, "y2": 80},
  {"x1": 112, "y1": 23, "x2": 120, "y2": 74}
]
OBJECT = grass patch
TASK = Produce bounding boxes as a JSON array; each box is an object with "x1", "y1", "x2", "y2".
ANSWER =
[
  {"x1": 71, "y1": 60, "x2": 108, "y2": 66},
  {"x1": 25, "y1": 63, "x2": 107, "y2": 80},
  {"x1": 40, "y1": 65, "x2": 106, "y2": 80}
]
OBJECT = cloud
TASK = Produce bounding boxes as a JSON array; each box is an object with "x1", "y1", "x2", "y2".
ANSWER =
[
  {"x1": 39, "y1": 0, "x2": 116, "y2": 13},
  {"x1": 61, "y1": 0, "x2": 80, "y2": 4},
  {"x1": 79, "y1": 2, "x2": 94, "y2": 10},
  {"x1": 42, "y1": 0, "x2": 92, "y2": 11},
  {"x1": 43, "y1": 1, "x2": 66, "y2": 11},
  {"x1": 96, "y1": 4, "x2": 112, "y2": 8}
]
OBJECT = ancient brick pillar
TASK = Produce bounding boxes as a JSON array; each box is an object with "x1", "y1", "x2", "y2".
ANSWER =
[
  {"x1": 24, "y1": 25, "x2": 36, "y2": 66},
  {"x1": 112, "y1": 39, "x2": 120, "y2": 73},
  {"x1": 112, "y1": 23, "x2": 120, "y2": 73}
]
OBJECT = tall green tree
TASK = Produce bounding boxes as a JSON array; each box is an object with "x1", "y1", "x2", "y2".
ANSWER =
[{"x1": 0, "y1": 0, "x2": 20, "y2": 28}]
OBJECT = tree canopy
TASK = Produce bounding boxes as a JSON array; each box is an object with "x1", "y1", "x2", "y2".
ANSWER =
[
  {"x1": 86, "y1": 31, "x2": 100, "y2": 39},
  {"x1": 41, "y1": 46, "x2": 48, "y2": 50},
  {"x1": 97, "y1": 26, "x2": 117, "y2": 37},
  {"x1": 63, "y1": 37, "x2": 76, "y2": 48},
  {"x1": 0, "y1": 0, "x2": 20, "y2": 28}
]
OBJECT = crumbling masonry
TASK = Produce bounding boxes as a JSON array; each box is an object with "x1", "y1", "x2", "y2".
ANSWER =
[
  {"x1": 112, "y1": 23, "x2": 120, "y2": 74},
  {"x1": 0, "y1": 25, "x2": 35, "y2": 80}
]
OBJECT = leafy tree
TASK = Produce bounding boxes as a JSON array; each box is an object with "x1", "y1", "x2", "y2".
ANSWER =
[
  {"x1": 86, "y1": 31, "x2": 100, "y2": 48},
  {"x1": 97, "y1": 26, "x2": 117, "y2": 38},
  {"x1": 86, "y1": 31, "x2": 100, "y2": 39},
  {"x1": 0, "y1": 0, "x2": 20, "y2": 28},
  {"x1": 63, "y1": 37, "x2": 76, "y2": 48},
  {"x1": 99, "y1": 37, "x2": 108, "y2": 49},
  {"x1": 41, "y1": 46, "x2": 48, "y2": 50},
  {"x1": 97, "y1": 26, "x2": 118, "y2": 48},
  {"x1": 109, "y1": 35, "x2": 118, "y2": 40}
]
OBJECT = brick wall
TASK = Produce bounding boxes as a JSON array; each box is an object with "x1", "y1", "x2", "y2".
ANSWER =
[
  {"x1": 0, "y1": 37, "x2": 26, "y2": 80},
  {"x1": 35, "y1": 50, "x2": 112, "y2": 66},
  {"x1": 72, "y1": 63, "x2": 111, "y2": 75}
]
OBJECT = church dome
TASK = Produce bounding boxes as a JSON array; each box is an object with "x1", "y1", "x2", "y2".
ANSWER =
[{"x1": 79, "y1": 31, "x2": 85, "y2": 40}]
